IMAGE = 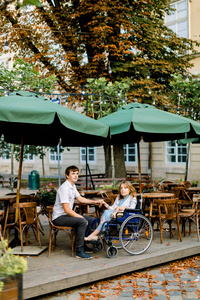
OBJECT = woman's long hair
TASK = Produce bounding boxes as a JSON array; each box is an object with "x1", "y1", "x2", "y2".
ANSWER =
[{"x1": 118, "y1": 181, "x2": 136, "y2": 200}]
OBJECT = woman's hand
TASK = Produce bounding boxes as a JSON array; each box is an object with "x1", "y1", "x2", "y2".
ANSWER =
[{"x1": 94, "y1": 199, "x2": 104, "y2": 207}]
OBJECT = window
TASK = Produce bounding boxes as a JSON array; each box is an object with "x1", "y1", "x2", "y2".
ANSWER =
[
  {"x1": 123, "y1": 143, "x2": 137, "y2": 163},
  {"x1": 166, "y1": 0, "x2": 188, "y2": 38},
  {"x1": 1, "y1": 152, "x2": 10, "y2": 160},
  {"x1": 80, "y1": 147, "x2": 96, "y2": 163},
  {"x1": 49, "y1": 148, "x2": 62, "y2": 162},
  {"x1": 24, "y1": 153, "x2": 34, "y2": 161},
  {"x1": 165, "y1": 141, "x2": 187, "y2": 164}
]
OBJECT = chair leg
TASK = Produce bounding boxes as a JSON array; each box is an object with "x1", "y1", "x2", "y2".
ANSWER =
[
  {"x1": 169, "y1": 221, "x2": 172, "y2": 239},
  {"x1": 196, "y1": 215, "x2": 200, "y2": 242},
  {"x1": 53, "y1": 231, "x2": 57, "y2": 251},
  {"x1": 159, "y1": 219, "x2": 163, "y2": 244},
  {"x1": 25, "y1": 228, "x2": 29, "y2": 246},
  {"x1": 176, "y1": 217, "x2": 182, "y2": 242},
  {"x1": 7, "y1": 228, "x2": 10, "y2": 249},
  {"x1": 48, "y1": 226, "x2": 52, "y2": 258},
  {"x1": 35, "y1": 222, "x2": 42, "y2": 248},
  {"x1": 3, "y1": 207, "x2": 9, "y2": 238},
  {"x1": 19, "y1": 224, "x2": 24, "y2": 252}
]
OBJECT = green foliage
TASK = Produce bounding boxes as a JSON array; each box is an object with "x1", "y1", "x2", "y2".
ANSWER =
[
  {"x1": 0, "y1": 0, "x2": 198, "y2": 106},
  {"x1": 169, "y1": 74, "x2": 200, "y2": 120},
  {"x1": 85, "y1": 77, "x2": 131, "y2": 118},
  {"x1": 192, "y1": 180, "x2": 199, "y2": 187},
  {"x1": 0, "y1": 58, "x2": 57, "y2": 96},
  {"x1": 0, "y1": 238, "x2": 27, "y2": 293},
  {"x1": 38, "y1": 184, "x2": 57, "y2": 207},
  {"x1": 23, "y1": 0, "x2": 42, "y2": 6},
  {"x1": 102, "y1": 180, "x2": 119, "y2": 190}
]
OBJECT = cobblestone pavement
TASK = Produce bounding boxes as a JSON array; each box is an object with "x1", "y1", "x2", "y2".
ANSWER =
[{"x1": 34, "y1": 256, "x2": 200, "y2": 300}]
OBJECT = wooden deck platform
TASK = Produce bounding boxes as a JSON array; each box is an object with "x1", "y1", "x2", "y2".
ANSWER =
[{"x1": 22, "y1": 219, "x2": 200, "y2": 299}]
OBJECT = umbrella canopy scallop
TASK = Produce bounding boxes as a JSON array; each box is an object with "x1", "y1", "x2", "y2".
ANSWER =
[{"x1": 0, "y1": 91, "x2": 109, "y2": 147}]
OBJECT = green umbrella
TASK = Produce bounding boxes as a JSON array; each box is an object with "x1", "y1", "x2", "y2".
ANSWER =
[
  {"x1": 99, "y1": 103, "x2": 200, "y2": 192},
  {"x1": 99, "y1": 103, "x2": 200, "y2": 144},
  {"x1": 0, "y1": 91, "x2": 109, "y2": 204},
  {"x1": 0, "y1": 91, "x2": 109, "y2": 147}
]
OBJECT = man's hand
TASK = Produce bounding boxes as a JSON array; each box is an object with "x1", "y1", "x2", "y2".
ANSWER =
[{"x1": 94, "y1": 199, "x2": 104, "y2": 207}]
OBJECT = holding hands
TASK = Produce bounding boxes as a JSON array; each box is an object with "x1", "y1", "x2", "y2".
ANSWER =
[{"x1": 94, "y1": 199, "x2": 109, "y2": 209}]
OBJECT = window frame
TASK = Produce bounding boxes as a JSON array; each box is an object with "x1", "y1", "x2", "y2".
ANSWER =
[
  {"x1": 80, "y1": 147, "x2": 96, "y2": 164},
  {"x1": 165, "y1": 0, "x2": 189, "y2": 39},
  {"x1": 165, "y1": 141, "x2": 188, "y2": 165},
  {"x1": 123, "y1": 143, "x2": 137, "y2": 165},
  {"x1": 49, "y1": 147, "x2": 63, "y2": 163}
]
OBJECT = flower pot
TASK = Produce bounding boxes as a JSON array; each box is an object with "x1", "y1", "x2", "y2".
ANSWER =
[{"x1": 0, "y1": 274, "x2": 23, "y2": 300}]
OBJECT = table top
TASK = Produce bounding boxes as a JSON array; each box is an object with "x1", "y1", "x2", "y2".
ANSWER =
[
  {"x1": 80, "y1": 190, "x2": 100, "y2": 198},
  {"x1": 81, "y1": 189, "x2": 99, "y2": 194},
  {"x1": 186, "y1": 187, "x2": 200, "y2": 192},
  {"x1": 0, "y1": 195, "x2": 17, "y2": 201},
  {"x1": 142, "y1": 192, "x2": 174, "y2": 198},
  {"x1": 0, "y1": 194, "x2": 36, "y2": 201}
]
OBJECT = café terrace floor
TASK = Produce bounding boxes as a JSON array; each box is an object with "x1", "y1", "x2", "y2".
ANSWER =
[
  {"x1": 1, "y1": 188, "x2": 200, "y2": 299},
  {"x1": 22, "y1": 215, "x2": 200, "y2": 299}
]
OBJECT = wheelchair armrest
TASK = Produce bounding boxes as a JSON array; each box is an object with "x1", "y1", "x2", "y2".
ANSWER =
[{"x1": 124, "y1": 208, "x2": 141, "y2": 214}]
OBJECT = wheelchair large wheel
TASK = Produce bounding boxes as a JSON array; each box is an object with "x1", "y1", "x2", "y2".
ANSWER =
[{"x1": 119, "y1": 214, "x2": 153, "y2": 255}]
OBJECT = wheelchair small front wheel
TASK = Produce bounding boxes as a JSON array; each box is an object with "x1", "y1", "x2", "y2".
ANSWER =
[
  {"x1": 107, "y1": 246, "x2": 118, "y2": 258},
  {"x1": 119, "y1": 214, "x2": 153, "y2": 255},
  {"x1": 93, "y1": 241, "x2": 103, "y2": 253}
]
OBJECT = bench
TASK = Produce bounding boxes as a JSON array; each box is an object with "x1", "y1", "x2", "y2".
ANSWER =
[
  {"x1": 0, "y1": 175, "x2": 18, "y2": 188},
  {"x1": 76, "y1": 173, "x2": 152, "y2": 189},
  {"x1": 126, "y1": 172, "x2": 151, "y2": 184},
  {"x1": 0, "y1": 175, "x2": 10, "y2": 188}
]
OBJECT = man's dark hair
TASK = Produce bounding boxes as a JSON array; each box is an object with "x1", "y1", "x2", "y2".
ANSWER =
[{"x1": 65, "y1": 165, "x2": 79, "y2": 176}]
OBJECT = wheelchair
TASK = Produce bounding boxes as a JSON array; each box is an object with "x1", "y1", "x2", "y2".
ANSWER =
[{"x1": 85, "y1": 196, "x2": 153, "y2": 258}]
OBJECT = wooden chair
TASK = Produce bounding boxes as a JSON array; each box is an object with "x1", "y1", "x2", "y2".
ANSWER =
[
  {"x1": 179, "y1": 194, "x2": 200, "y2": 238},
  {"x1": 46, "y1": 206, "x2": 75, "y2": 257},
  {"x1": 9, "y1": 202, "x2": 42, "y2": 252},
  {"x1": 96, "y1": 189, "x2": 113, "y2": 198},
  {"x1": 3, "y1": 194, "x2": 38, "y2": 238},
  {"x1": 158, "y1": 180, "x2": 174, "y2": 192},
  {"x1": 154, "y1": 198, "x2": 182, "y2": 243},
  {"x1": 193, "y1": 195, "x2": 200, "y2": 242},
  {"x1": 180, "y1": 181, "x2": 192, "y2": 188},
  {"x1": 171, "y1": 186, "x2": 193, "y2": 209}
]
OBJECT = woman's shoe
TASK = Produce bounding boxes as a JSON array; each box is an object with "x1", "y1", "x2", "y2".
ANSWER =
[{"x1": 84, "y1": 236, "x2": 98, "y2": 241}]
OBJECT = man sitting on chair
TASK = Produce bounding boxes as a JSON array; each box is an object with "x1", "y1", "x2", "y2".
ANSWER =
[{"x1": 52, "y1": 165, "x2": 103, "y2": 259}]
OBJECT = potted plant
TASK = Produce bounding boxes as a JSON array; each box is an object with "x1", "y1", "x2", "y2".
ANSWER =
[
  {"x1": 0, "y1": 234, "x2": 27, "y2": 300},
  {"x1": 38, "y1": 183, "x2": 57, "y2": 208}
]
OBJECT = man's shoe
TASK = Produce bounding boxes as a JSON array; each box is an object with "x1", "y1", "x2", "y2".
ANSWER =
[
  {"x1": 75, "y1": 251, "x2": 92, "y2": 259},
  {"x1": 84, "y1": 244, "x2": 93, "y2": 254}
]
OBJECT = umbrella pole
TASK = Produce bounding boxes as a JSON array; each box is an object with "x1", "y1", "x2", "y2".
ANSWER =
[
  {"x1": 184, "y1": 143, "x2": 190, "y2": 181},
  {"x1": 16, "y1": 134, "x2": 24, "y2": 206},
  {"x1": 10, "y1": 134, "x2": 24, "y2": 248},
  {"x1": 137, "y1": 142, "x2": 142, "y2": 194},
  {"x1": 111, "y1": 145, "x2": 115, "y2": 186}
]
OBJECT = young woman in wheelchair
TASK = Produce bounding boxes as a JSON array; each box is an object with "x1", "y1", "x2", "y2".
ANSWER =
[{"x1": 84, "y1": 181, "x2": 137, "y2": 242}]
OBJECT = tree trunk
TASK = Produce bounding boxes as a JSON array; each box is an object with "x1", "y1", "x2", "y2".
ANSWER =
[
  {"x1": 113, "y1": 144, "x2": 126, "y2": 178},
  {"x1": 42, "y1": 156, "x2": 45, "y2": 180},
  {"x1": 104, "y1": 144, "x2": 126, "y2": 178},
  {"x1": 104, "y1": 144, "x2": 112, "y2": 177}
]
